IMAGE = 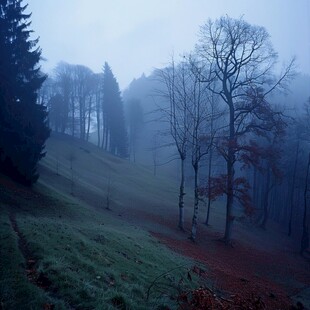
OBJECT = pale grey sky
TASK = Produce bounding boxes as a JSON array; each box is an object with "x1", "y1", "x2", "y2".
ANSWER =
[{"x1": 28, "y1": 0, "x2": 310, "y2": 90}]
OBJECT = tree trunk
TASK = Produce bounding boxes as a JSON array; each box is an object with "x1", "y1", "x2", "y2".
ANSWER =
[
  {"x1": 224, "y1": 102, "x2": 235, "y2": 243},
  {"x1": 178, "y1": 157, "x2": 185, "y2": 230},
  {"x1": 101, "y1": 111, "x2": 108, "y2": 150},
  {"x1": 190, "y1": 164, "x2": 199, "y2": 241},
  {"x1": 260, "y1": 167, "x2": 271, "y2": 229},
  {"x1": 224, "y1": 154, "x2": 234, "y2": 243},
  {"x1": 205, "y1": 148, "x2": 213, "y2": 225},
  {"x1": 300, "y1": 152, "x2": 310, "y2": 255},
  {"x1": 86, "y1": 97, "x2": 92, "y2": 142},
  {"x1": 79, "y1": 96, "x2": 84, "y2": 140},
  {"x1": 96, "y1": 95, "x2": 101, "y2": 147},
  {"x1": 288, "y1": 140, "x2": 299, "y2": 236},
  {"x1": 105, "y1": 128, "x2": 109, "y2": 151},
  {"x1": 253, "y1": 166, "x2": 258, "y2": 207},
  {"x1": 71, "y1": 95, "x2": 75, "y2": 137},
  {"x1": 205, "y1": 103, "x2": 214, "y2": 226}
]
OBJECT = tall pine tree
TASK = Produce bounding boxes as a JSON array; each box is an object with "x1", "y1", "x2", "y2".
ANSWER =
[
  {"x1": 0, "y1": 0, "x2": 50, "y2": 185},
  {"x1": 102, "y1": 62, "x2": 128, "y2": 157}
]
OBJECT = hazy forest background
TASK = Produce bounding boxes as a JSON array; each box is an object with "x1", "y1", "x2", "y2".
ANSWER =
[
  {"x1": 40, "y1": 18, "x2": 310, "y2": 247},
  {"x1": 0, "y1": 0, "x2": 309, "y2": 309}
]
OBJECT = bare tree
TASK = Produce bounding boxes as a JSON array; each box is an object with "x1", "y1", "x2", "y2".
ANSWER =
[
  {"x1": 156, "y1": 59, "x2": 191, "y2": 230},
  {"x1": 194, "y1": 16, "x2": 294, "y2": 243},
  {"x1": 184, "y1": 61, "x2": 214, "y2": 241},
  {"x1": 73, "y1": 65, "x2": 94, "y2": 141},
  {"x1": 54, "y1": 62, "x2": 74, "y2": 135},
  {"x1": 205, "y1": 91, "x2": 221, "y2": 225}
]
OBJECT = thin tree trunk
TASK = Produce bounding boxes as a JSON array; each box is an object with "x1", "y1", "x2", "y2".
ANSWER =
[
  {"x1": 224, "y1": 154, "x2": 234, "y2": 243},
  {"x1": 178, "y1": 157, "x2": 185, "y2": 230},
  {"x1": 190, "y1": 164, "x2": 199, "y2": 241},
  {"x1": 288, "y1": 140, "x2": 300, "y2": 236},
  {"x1": 206, "y1": 98, "x2": 215, "y2": 226},
  {"x1": 224, "y1": 101, "x2": 235, "y2": 244},
  {"x1": 79, "y1": 96, "x2": 84, "y2": 140},
  {"x1": 269, "y1": 187, "x2": 276, "y2": 221},
  {"x1": 261, "y1": 167, "x2": 271, "y2": 229},
  {"x1": 300, "y1": 152, "x2": 310, "y2": 255},
  {"x1": 96, "y1": 96, "x2": 101, "y2": 147},
  {"x1": 253, "y1": 166, "x2": 257, "y2": 207},
  {"x1": 254, "y1": 170, "x2": 264, "y2": 225},
  {"x1": 105, "y1": 127, "x2": 109, "y2": 151},
  {"x1": 71, "y1": 95, "x2": 75, "y2": 137},
  {"x1": 86, "y1": 97, "x2": 92, "y2": 142},
  {"x1": 205, "y1": 148, "x2": 213, "y2": 225}
]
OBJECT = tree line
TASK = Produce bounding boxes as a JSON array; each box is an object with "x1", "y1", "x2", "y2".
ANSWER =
[
  {"x1": 147, "y1": 17, "x2": 308, "y2": 253},
  {"x1": 40, "y1": 62, "x2": 128, "y2": 158},
  {"x1": 1, "y1": 0, "x2": 308, "y2": 254}
]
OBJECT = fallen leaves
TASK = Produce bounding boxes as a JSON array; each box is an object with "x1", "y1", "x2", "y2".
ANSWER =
[{"x1": 178, "y1": 287, "x2": 267, "y2": 310}]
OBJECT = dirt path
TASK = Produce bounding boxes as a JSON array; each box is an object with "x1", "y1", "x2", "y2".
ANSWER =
[{"x1": 9, "y1": 211, "x2": 74, "y2": 310}]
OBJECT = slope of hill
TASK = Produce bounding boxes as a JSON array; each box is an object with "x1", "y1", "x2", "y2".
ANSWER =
[
  {"x1": 40, "y1": 133, "x2": 180, "y2": 220},
  {"x1": 1, "y1": 133, "x2": 309, "y2": 309},
  {"x1": 0, "y1": 163, "x2": 198, "y2": 309}
]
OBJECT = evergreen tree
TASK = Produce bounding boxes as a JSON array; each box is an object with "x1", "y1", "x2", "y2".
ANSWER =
[
  {"x1": 0, "y1": 0, "x2": 50, "y2": 185},
  {"x1": 102, "y1": 62, "x2": 128, "y2": 157}
]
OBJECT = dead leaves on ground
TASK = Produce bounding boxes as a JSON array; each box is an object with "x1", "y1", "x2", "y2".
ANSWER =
[{"x1": 178, "y1": 287, "x2": 267, "y2": 310}]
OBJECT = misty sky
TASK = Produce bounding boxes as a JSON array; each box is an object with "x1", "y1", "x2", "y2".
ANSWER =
[{"x1": 29, "y1": 0, "x2": 310, "y2": 90}]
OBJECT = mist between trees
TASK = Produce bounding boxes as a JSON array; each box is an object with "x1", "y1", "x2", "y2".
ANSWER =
[{"x1": 35, "y1": 16, "x2": 309, "y2": 253}]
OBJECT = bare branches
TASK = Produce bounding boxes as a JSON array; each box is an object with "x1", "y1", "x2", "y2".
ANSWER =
[
  {"x1": 191, "y1": 16, "x2": 295, "y2": 242},
  {"x1": 195, "y1": 16, "x2": 293, "y2": 108}
]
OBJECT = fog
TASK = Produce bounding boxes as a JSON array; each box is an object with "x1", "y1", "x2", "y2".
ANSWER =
[
  {"x1": 29, "y1": 0, "x2": 310, "y2": 90},
  {"x1": 1, "y1": 1, "x2": 310, "y2": 309}
]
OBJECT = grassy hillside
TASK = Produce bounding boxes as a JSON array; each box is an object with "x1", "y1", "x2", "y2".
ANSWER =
[
  {"x1": 2, "y1": 134, "x2": 309, "y2": 309},
  {"x1": 41, "y1": 134, "x2": 184, "y2": 216},
  {"x1": 0, "y1": 134, "x2": 202, "y2": 309}
]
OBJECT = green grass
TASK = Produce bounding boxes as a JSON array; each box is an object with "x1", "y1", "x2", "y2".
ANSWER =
[
  {"x1": 39, "y1": 133, "x2": 184, "y2": 217},
  {"x1": 0, "y1": 179, "x2": 199, "y2": 309},
  {"x1": 0, "y1": 208, "x2": 63, "y2": 309}
]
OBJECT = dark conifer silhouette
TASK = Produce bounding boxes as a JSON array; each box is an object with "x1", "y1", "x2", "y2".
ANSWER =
[
  {"x1": 0, "y1": 0, "x2": 50, "y2": 185},
  {"x1": 102, "y1": 62, "x2": 128, "y2": 157}
]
